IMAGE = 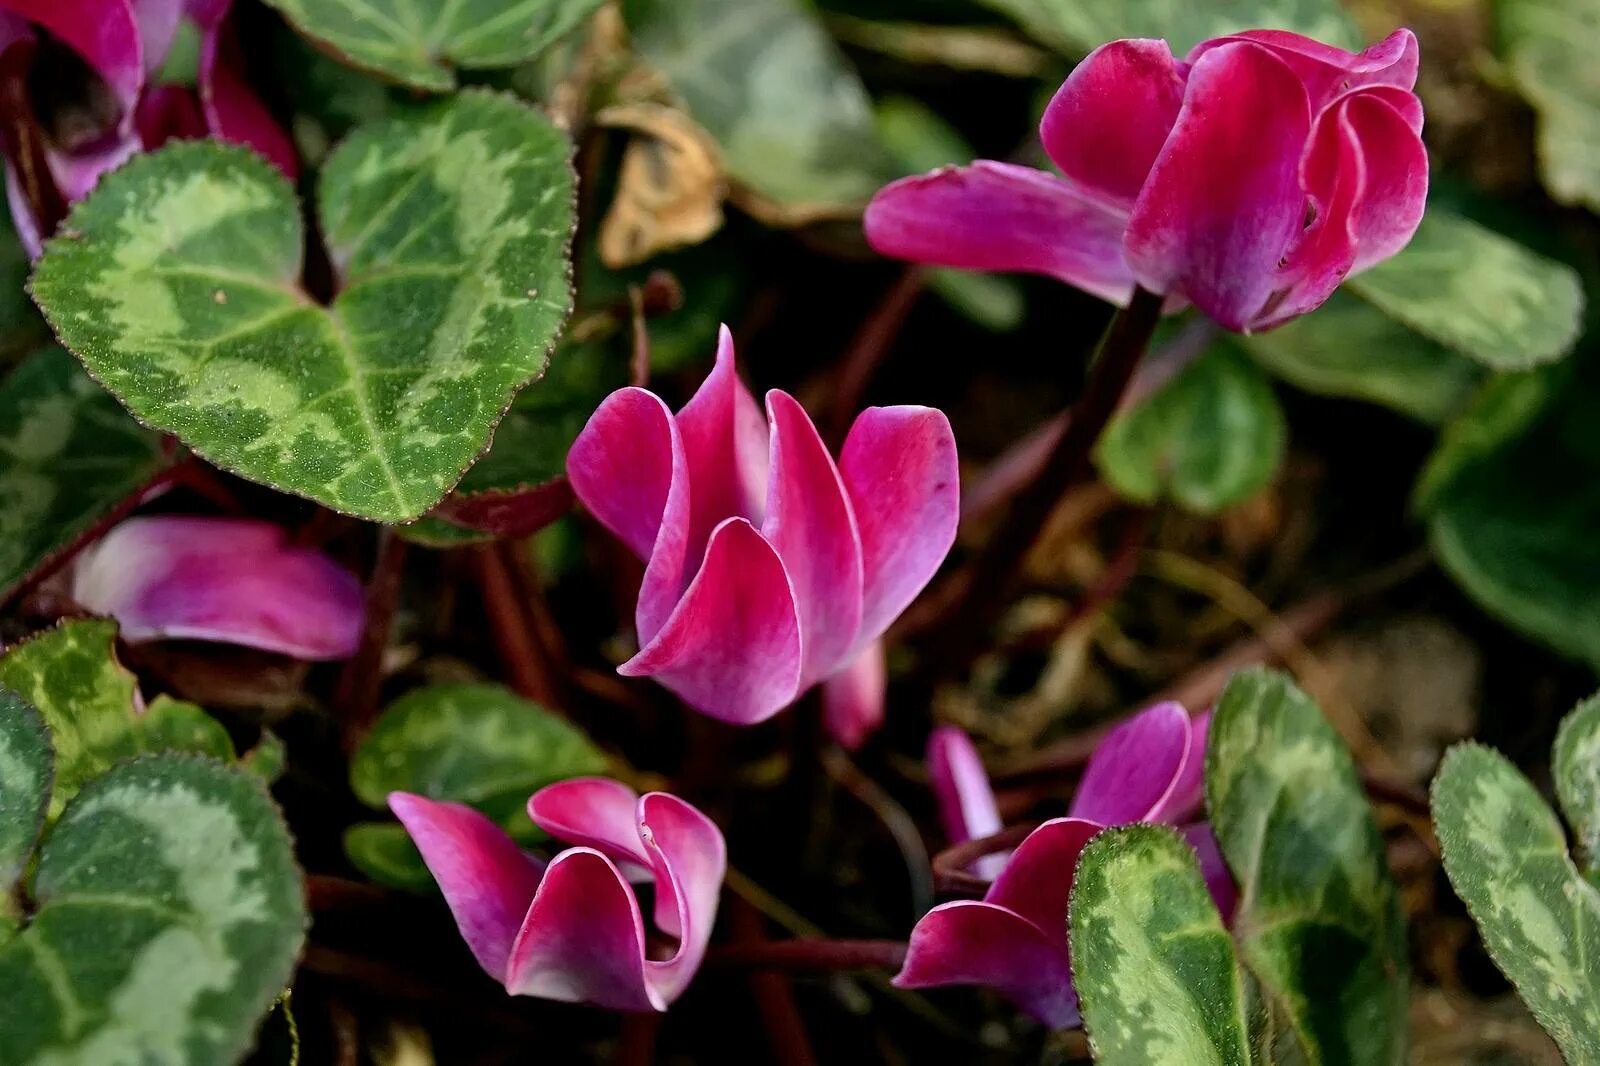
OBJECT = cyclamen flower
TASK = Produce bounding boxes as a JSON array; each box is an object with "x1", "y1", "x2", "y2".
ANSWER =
[
  {"x1": 567, "y1": 327, "x2": 959, "y2": 746},
  {"x1": 0, "y1": 0, "x2": 296, "y2": 256},
  {"x1": 896, "y1": 703, "x2": 1235, "y2": 1028},
  {"x1": 71, "y1": 515, "x2": 363, "y2": 659},
  {"x1": 391, "y1": 779, "x2": 726, "y2": 1012},
  {"x1": 866, "y1": 29, "x2": 1428, "y2": 332}
]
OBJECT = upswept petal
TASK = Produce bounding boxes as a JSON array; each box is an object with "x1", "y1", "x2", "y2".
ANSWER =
[
  {"x1": 761, "y1": 390, "x2": 863, "y2": 686},
  {"x1": 894, "y1": 900, "x2": 1079, "y2": 1028},
  {"x1": 1125, "y1": 41, "x2": 1312, "y2": 331},
  {"x1": 837, "y1": 405, "x2": 959, "y2": 645},
  {"x1": 388, "y1": 793, "x2": 545, "y2": 982},
  {"x1": 1183, "y1": 824, "x2": 1239, "y2": 923},
  {"x1": 620, "y1": 517, "x2": 802, "y2": 725},
  {"x1": 503, "y1": 848, "x2": 657, "y2": 1011},
  {"x1": 0, "y1": 0, "x2": 143, "y2": 118},
  {"x1": 131, "y1": 0, "x2": 183, "y2": 73},
  {"x1": 1191, "y1": 27, "x2": 1419, "y2": 106},
  {"x1": 1159, "y1": 710, "x2": 1211, "y2": 824},
  {"x1": 527, "y1": 777, "x2": 651, "y2": 870},
  {"x1": 1342, "y1": 91, "x2": 1428, "y2": 273},
  {"x1": 194, "y1": 0, "x2": 300, "y2": 179},
  {"x1": 1068, "y1": 702, "x2": 1193, "y2": 824},
  {"x1": 1039, "y1": 38, "x2": 1186, "y2": 212},
  {"x1": 985, "y1": 817, "x2": 1100, "y2": 937},
  {"x1": 821, "y1": 639, "x2": 886, "y2": 751},
  {"x1": 673, "y1": 325, "x2": 769, "y2": 560},
  {"x1": 70, "y1": 515, "x2": 364, "y2": 659},
  {"x1": 927, "y1": 725, "x2": 1007, "y2": 880},
  {"x1": 864, "y1": 160, "x2": 1137, "y2": 307},
  {"x1": 633, "y1": 791, "x2": 726, "y2": 1001}
]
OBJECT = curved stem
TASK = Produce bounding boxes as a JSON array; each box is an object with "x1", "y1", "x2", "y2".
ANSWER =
[{"x1": 706, "y1": 938, "x2": 909, "y2": 973}]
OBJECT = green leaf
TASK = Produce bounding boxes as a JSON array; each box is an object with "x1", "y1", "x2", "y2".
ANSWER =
[
  {"x1": 1344, "y1": 212, "x2": 1584, "y2": 370},
  {"x1": 1070, "y1": 824, "x2": 1252, "y2": 1066},
  {"x1": 350, "y1": 682, "x2": 606, "y2": 831},
  {"x1": 0, "y1": 620, "x2": 234, "y2": 817},
  {"x1": 1433, "y1": 741, "x2": 1600, "y2": 1064},
  {"x1": 976, "y1": 0, "x2": 1359, "y2": 56},
  {"x1": 0, "y1": 755, "x2": 307, "y2": 1065},
  {"x1": 1096, "y1": 342, "x2": 1284, "y2": 513},
  {"x1": 32, "y1": 92, "x2": 576, "y2": 523},
  {"x1": 343, "y1": 822, "x2": 436, "y2": 892},
  {"x1": 622, "y1": 0, "x2": 895, "y2": 220},
  {"x1": 0, "y1": 347, "x2": 170, "y2": 599},
  {"x1": 1499, "y1": 0, "x2": 1600, "y2": 212},
  {"x1": 1554, "y1": 696, "x2": 1600, "y2": 881},
  {"x1": 1207, "y1": 668, "x2": 1408, "y2": 1066},
  {"x1": 0, "y1": 691, "x2": 50, "y2": 895},
  {"x1": 239, "y1": 730, "x2": 289, "y2": 785},
  {"x1": 1238, "y1": 291, "x2": 1482, "y2": 425},
  {"x1": 262, "y1": 0, "x2": 604, "y2": 91}
]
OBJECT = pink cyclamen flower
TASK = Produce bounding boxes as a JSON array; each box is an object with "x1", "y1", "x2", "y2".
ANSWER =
[
  {"x1": 928, "y1": 726, "x2": 1008, "y2": 881},
  {"x1": 896, "y1": 702, "x2": 1236, "y2": 1028},
  {"x1": 0, "y1": 0, "x2": 296, "y2": 257},
  {"x1": 391, "y1": 778, "x2": 726, "y2": 1012},
  {"x1": 70, "y1": 515, "x2": 364, "y2": 660},
  {"x1": 567, "y1": 326, "x2": 959, "y2": 745},
  {"x1": 865, "y1": 29, "x2": 1428, "y2": 332}
]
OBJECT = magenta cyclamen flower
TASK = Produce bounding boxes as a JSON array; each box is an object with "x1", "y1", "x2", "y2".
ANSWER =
[
  {"x1": 566, "y1": 327, "x2": 959, "y2": 746},
  {"x1": 866, "y1": 29, "x2": 1428, "y2": 332},
  {"x1": 0, "y1": 0, "x2": 296, "y2": 256},
  {"x1": 391, "y1": 779, "x2": 726, "y2": 1012},
  {"x1": 897, "y1": 703, "x2": 1235, "y2": 1028},
  {"x1": 71, "y1": 516, "x2": 364, "y2": 660}
]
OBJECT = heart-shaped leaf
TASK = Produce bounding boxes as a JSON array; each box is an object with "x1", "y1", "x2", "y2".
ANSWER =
[
  {"x1": 0, "y1": 347, "x2": 170, "y2": 600},
  {"x1": 0, "y1": 620, "x2": 233, "y2": 817},
  {"x1": 0, "y1": 753, "x2": 306, "y2": 1065},
  {"x1": 0, "y1": 691, "x2": 50, "y2": 901},
  {"x1": 32, "y1": 91, "x2": 576, "y2": 523},
  {"x1": 1434, "y1": 727, "x2": 1600, "y2": 1064},
  {"x1": 1096, "y1": 341, "x2": 1285, "y2": 513},
  {"x1": 1499, "y1": 0, "x2": 1600, "y2": 212},
  {"x1": 976, "y1": 0, "x2": 1359, "y2": 56},
  {"x1": 263, "y1": 0, "x2": 605, "y2": 91},
  {"x1": 1207, "y1": 668, "x2": 1408, "y2": 1065},
  {"x1": 1554, "y1": 695, "x2": 1600, "y2": 882},
  {"x1": 1070, "y1": 824, "x2": 1253, "y2": 1066},
  {"x1": 342, "y1": 821, "x2": 435, "y2": 892}
]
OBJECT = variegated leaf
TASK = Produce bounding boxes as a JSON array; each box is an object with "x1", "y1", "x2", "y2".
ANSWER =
[
  {"x1": 976, "y1": 0, "x2": 1359, "y2": 56},
  {"x1": 0, "y1": 347, "x2": 170, "y2": 600},
  {"x1": 1070, "y1": 824, "x2": 1252, "y2": 1066},
  {"x1": 1434, "y1": 739, "x2": 1600, "y2": 1064},
  {"x1": 343, "y1": 821, "x2": 435, "y2": 892},
  {"x1": 1499, "y1": 0, "x2": 1600, "y2": 212},
  {"x1": 32, "y1": 91, "x2": 575, "y2": 523},
  {"x1": 1207, "y1": 668, "x2": 1409, "y2": 1065},
  {"x1": 1554, "y1": 695, "x2": 1600, "y2": 884},
  {"x1": 0, "y1": 755, "x2": 306, "y2": 1065},
  {"x1": 0, "y1": 620, "x2": 233, "y2": 818},
  {"x1": 263, "y1": 0, "x2": 604, "y2": 91},
  {"x1": 0, "y1": 691, "x2": 50, "y2": 904}
]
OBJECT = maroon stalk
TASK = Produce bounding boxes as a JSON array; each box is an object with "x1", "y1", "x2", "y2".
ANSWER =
[
  {"x1": 338, "y1": 528, "x2": 408, "y2": 752},
  {"x1": 706, "y1": 938, "x2": 909, "y2": 973}
]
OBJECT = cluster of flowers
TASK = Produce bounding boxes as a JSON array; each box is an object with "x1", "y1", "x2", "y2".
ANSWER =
[{"x1": 56, "y1": 24, "x2": 1425, "y2": 1025}]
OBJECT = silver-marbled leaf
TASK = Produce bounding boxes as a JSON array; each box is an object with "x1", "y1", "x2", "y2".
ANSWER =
[
  {"x1": 1554, "y1": 695, "x2": 1600, "y2": 883},
  {"x1": 1434, "y1": 741, "x2": 1600, "y2": 1064},
  {"x1": 1499, "y1": 0, "x2": 1600, "y2": 212},
  {"x1": 0, "y1": 755, "x2": 307, "y2": 1065},
  {"x1": 976, "y1": 0, "x2": 1359, "y2": 56},
  {"x1": 32, "y1": 90, "x2": 575, "y2": 523},
  {"x1": 0, "y1": 690, "x2": 50, "y2": 898},
  {"x1": 1070, "y1": 824, "x2": 1252, "y2": 1066}
]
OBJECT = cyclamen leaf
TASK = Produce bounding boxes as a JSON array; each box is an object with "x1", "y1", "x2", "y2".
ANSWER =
[
  {"x1": 343, "y1": 821, "x2": 436, "y2": 892},
  {"x1": 1096, "y1": 342, "x2": 1285, "y2": 513},
  {"x1": 0, "y1": 347, "x2": 170, "y2": 600},
  {"x1": 32, "y1": 92, "x2": 576, "y2": 523},
  {"x1": 1433, "y1": 740, "x2": 1600, "y2": 1064},
  {"x1": 1499, "y1": 0, "x2": 1600, "y2": 212},
  {"x1": 1207, "y1": 668, "x2": 1408, "y2": 1066},
  {"x1": 976, "y1": 0, "x2": 1359, "y2": 56},
  {"x1": 262, "y1": 0, "x2": 605, "y2": 91},
  {"x1": 0, "y1": 755, "x2": 307, "y2": 1065},
  {"x1": 1553, "y1": 695, "x2": 1600, "y2": 882},
  {"x1": 0, "y1": 692, "x2": 50, "y2": 896},
  {"x1": 0, "y1": 620, "x2": 234, "y2": 817},
  {"x1": 1070, "y1": 825, "x2": 1252, "y2": 1066}
]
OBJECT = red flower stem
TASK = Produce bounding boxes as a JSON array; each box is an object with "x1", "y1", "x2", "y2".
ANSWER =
[
  {"x1": 338, "y1": 528, "x2": 408, "y2": 752},
  {"x1": 819, "y1": 744, "x2": 934, "y2": 919},
  {"x1": 930, "y1": 824, "x2": 1036, "y2": 897},
  {"x1": 475, "y1": 541, "x2": 566, "y2": 710},
  {"x1": 731, "y1": 898, "x2": 819, "y2": 1066},
  {"x1": 706, "y1": 938, "x2": 909, "y2": 973}
]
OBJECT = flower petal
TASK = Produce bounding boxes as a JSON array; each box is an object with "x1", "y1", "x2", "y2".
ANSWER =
[
  {"x1": 1183, "y1": 823, "x2": 1239, "y2": 924},
  {"x1": 673, "y1": 325, "x2": 769, "y2": 561},
  {"x1": 131, "y1": 0, "x2": 184, "y2": 73},
  {"x1": 389, "y1": 792, "x2": 545, "y2": 983},
  {"x1": 1343, "y1": 91, "x2": 1428, "y2": 273},
  {"x1": 1039, "y1": 38, "x2": 1186, "y2": 212},
  {"x1": 635, "y1": 791, "x2": 726, "y2": 1003},
  {"x1": 821, "y1": 639, "x2": 886, "y2": 751},
  {"x1": 1125, "y1": 41, "x2": 1312, "y2": 331},
  {"x1": 528, "y1": 777, "x2": 651, "y2": 869},
  {"x1": 985, "y1": 816, "x2": 1100, "y2": 937},
  {"x1": 194, "y1": 1, "x2": 300, "y2": 179},
  {"x1": 865, "y1": 160, "x2": 1137, "y2": 307},
  {"x1": 894, "y1": 900, "x2": 1078, "y2": 1028},
  {"x1": 621, "y1": 517, "x2": 802, "y2": 725},
  {"x1": 927, "y1": 725, "x2": 1007, "y2": 880},
  {"x1": 503, "y1": 847, "x2": 657, "y2": 1011},
  {"x1": 46, "y1": 136, "x2": 141, "y2": 204},
  {"x1": 838, "y1": 405, "x2": 959, "y2": 645},
  {"x1": 1159, "y1": 710, "x2": 1211, "y2": 824},
  {"x1": 0, "y1": 0, "x2": 143, "y2": 118},
  {"x1": 136, "y1": 84, "x2": 208, "y2": 148},
  {"x1": 1191, "y1": 28, "x2": 1419, "y2": 108},
  {"x1": 70, "y1": 516, "x2": 364, "y2": 659},
  {"x1": 1069, "y1": 702, "x2": 1192, "y2": 824},
  {"x1": 761, "y1": 390, "x2": 863, "y2": 686}
]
